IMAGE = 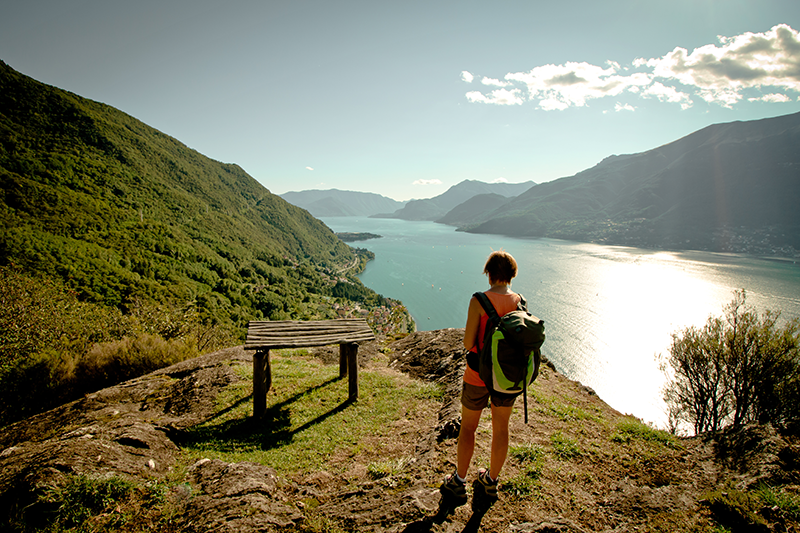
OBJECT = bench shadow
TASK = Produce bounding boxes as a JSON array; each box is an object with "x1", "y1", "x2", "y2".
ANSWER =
[{"x1": 178, "y1": 376, "x2": 350, "y2": 452}]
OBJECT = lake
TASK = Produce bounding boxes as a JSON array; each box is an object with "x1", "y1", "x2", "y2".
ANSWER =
[{"x1": 321, "y1": 217, "x2": 800, "y2": 428}]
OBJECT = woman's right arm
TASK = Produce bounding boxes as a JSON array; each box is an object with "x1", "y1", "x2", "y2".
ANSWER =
[{"x1": 463, "y1": 296, "x2": 482, "y2": 351}]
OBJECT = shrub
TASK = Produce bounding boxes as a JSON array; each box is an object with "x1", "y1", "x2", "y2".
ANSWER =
[
  {"x1": 75, "y1": 334, "x2": 197, "y2": 388},
  {"x1": 662, "y1": 290, "x2": 800, "y2": 435}
]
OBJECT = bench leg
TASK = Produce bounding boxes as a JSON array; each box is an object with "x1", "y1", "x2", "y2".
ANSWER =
[
  {"x1": 253, "y1": 349, "x2": 271, "y2": 418},
  {"x1": 339, "y1": 344, "x2": 348, "y2": 379},
  {"x1": 340, "y1": 343, "x2": 358, "y2": 401}
]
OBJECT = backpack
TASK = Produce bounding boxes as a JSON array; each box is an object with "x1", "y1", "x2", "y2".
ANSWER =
[{"x1": 472, "y1": 291, "x2": 545, "y2": 423}]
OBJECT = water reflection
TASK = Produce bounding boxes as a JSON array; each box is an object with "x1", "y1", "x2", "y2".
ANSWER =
[{"x1": 322, "y1": 218, "x2": 800, "y2": 428}]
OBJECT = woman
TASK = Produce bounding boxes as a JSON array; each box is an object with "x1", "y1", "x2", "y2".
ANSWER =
[{"x1": 441, "y1": 250, "x2": 520, "y2": 508}]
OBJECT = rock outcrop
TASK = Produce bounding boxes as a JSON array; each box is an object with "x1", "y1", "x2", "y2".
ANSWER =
[{"x1": 1, "y1": 332, "x2": 798, "y2": 532}]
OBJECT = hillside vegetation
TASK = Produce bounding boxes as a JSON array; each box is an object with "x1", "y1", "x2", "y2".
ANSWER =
[{"x1": 0, "y1": 60, "x2": 410, "y2": 425}]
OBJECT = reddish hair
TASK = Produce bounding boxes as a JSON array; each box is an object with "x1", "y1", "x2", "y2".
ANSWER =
[{"x1": 483, "y1": 250, "x2": 517, "y2": 283}]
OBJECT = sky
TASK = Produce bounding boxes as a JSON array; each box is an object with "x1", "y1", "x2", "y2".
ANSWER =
[{"x1": 2, "y1": 0, "x2": 799, "y2": 201}]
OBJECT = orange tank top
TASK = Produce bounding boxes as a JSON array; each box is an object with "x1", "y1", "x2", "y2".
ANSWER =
[{"x1": 464, "y1": 291, "x2": 521, "y2": 387}]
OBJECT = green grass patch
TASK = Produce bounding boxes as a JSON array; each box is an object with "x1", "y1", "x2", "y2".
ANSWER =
[
  {"x1": 611, "y1": 418, "x2": 676, "y2": 447},
  {"x1": 755, "y1": 484, "x2": 800, "y2": 520},
  {"x1": 702, "y1": 483, "x2": 800, "y2": 531},
  {"x1": 532, "y1": 391, "x2": 601, "y2": 422},
  {"x1": 367, "y1": 458, "x2": 409, "y2": 480},
  {"x1": 503, "y1": 442, "x2": 546, "y2": 498},
  {"x1": 181, "y1": 353, "x2": 436, "y2": 475},
  {"x1": 551, "y1": 431, "x2": 581, "y2": 459}
]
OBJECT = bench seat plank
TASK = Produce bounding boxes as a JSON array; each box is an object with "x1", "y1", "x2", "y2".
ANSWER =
[
  {"x1": 245, "y1": 319, "x2": 374, "y2": 350},
  {"x1": 245, "y1": 318, "x2": 374, "y2": 418}
]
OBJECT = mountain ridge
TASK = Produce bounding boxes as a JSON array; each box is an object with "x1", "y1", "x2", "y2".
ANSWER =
[
  {"x1": 372, "y1": 179, "x2": 536, "y2": 221},
  {"x1": 280, "y1": 188, "x2": 405, "y2": 217},
  {"x1": 443, "y1": 112, "x2": 800, "y2": 256}
]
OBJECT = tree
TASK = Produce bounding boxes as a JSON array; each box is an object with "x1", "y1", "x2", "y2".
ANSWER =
[{"x1": 662, "y1": 290, "x2": 800, "y2": 435}]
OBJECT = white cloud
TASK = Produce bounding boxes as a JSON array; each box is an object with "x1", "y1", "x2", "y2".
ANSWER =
[
  {"x1": 305, "y1": 166, "x2": 314, "y2": 171},
  {"x1": 461, "y1": 71, "x2": 474, "y2": 83},
  {"x1": 466, "y1": 88, "x2": 524, "y2": 105},
  {"x1": 464, "y1": 24, "x2": 800, "y2": 110},
  {"x1": 482, "y1": 77, "x2": 511, "y2": 87},
  {"x1": 749, "y1": 93, "x2": 792, "y2": 103},
  {"x1": 469, "y1": 61, "x2": 651, "y2": 110},
  {"x1": 641, "y1": 24, "x2": 800, "y2": 108},
  {"x1": 615, "y1": 102, "x2": 636, "y2": 112},
  {"x1": 412, "y1": 179, "x2": 443, "y2": 186},
  {"x1": 491, "y1": 177, "x2": 508, "y2": 183},
  {"x1": 640, "y1": 81, "x2": 694, "y2": 109}
]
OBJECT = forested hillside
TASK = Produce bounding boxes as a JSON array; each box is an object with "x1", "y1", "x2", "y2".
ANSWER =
[
  {"x1": 0, "y1": 60, "x2": 388, "y2": 328},
  {"x1": 0, "y1": 60, "x2": 407, "y2": 424}
]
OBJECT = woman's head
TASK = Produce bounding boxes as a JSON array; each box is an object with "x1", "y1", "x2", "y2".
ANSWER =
[{"x1": 483, "y1": 250, "x2": 517, "y2": 284}]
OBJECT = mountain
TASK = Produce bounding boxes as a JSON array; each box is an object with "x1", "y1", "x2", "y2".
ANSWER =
[
  {"x1": 373, "y1": 179, "x2": 535, "y2": 221},
  {"x1": 280, "y1": 189, "x2": 405, "y2": 217},
  {"x1": 461, "y1": 112, "x2": 800, "y2": 254},
  {"x1": 435, "y1": 192, "x2": 510, "y2": 226},
  {"x1": 0, "y1": 60, "x2": 382, "y2": 333}
]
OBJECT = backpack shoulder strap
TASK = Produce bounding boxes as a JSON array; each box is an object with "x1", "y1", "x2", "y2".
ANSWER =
[
  {"x1": 472, "y1": 291, "x2": 500, "y2": 326},
  {"x1": 516, "y1": 294, "x2": 528, "y2": 312}
]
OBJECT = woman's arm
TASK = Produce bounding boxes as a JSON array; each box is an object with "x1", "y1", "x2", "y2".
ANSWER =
[{"x1": 463, "y1": 296, "x2": 483, "y2": 351}]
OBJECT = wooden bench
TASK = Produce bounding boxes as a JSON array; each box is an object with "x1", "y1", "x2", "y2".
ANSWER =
[{"x1": 244, "y1": 319, "x2": 375, "y2": 418}]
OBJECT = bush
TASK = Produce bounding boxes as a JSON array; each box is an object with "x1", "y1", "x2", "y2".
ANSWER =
[
  {"x1": 75, "y1": 334, "x2": 198, "y2": 389},
  {"x1": 662, "y1": 290, "x2": 800, "y2": 435}
]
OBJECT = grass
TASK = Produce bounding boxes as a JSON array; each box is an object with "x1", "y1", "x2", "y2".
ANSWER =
[
  {"x1": 532, "y1": 391, "x2": 601, "y2": 422},
  {"x1": 502, "y1": 443, "x2": 546, "y2": 498},
  {"x1": 611, "y1": 418, "x2": 676, "y2": 447},
  {"x1": 367, "y1": 458, "x2": 410, "y2": 480},
  {"x1": 181, "y1": 351, "x2": 438, "y2": 475},
  {"x1": 551, "y1": 431, "x2": 581, "y2": 459},
  {"x1": 702, "y1": 483, "x2": 800, "y2": 531}
]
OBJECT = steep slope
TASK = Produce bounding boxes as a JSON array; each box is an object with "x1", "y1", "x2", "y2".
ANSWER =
[
  {"x1": 280, "y1": 188, "x2": 405, "y2": 217},
  {"x1": 465, "y1": 112, "x2": 800, "y2": 253},
  {"x1": 375, "y1": 179, "x2": 535, "y2": 221},
  {"x1": 0, "y1": 60, "x2": 370, "y2": 329},
  {"x1": 1, "y1": 334, "x2": 797, "y2": 532}
]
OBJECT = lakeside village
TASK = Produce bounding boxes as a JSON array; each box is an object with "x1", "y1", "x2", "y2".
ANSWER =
[
  {"x1": 290, "y1": 248, "x2": 416, "y2": 339},
  {"x1": 332, "y1": 299, "x2": 415, "y2": 338}
]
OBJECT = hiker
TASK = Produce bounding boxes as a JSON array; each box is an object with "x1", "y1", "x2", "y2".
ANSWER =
[{"x1": 441, "y1": 249, "x2": 521, "y2": 508}]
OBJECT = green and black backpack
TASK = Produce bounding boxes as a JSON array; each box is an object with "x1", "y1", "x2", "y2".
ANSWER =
[{"x1": 472, "y1": 292, "x2": 545, "y2": 423}]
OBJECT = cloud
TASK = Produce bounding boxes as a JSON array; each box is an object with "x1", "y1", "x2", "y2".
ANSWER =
[
  {"x1": 641, "y1": 24, "x2": 800, "y2": 107},
  {"x1": 640, "y1": 81, "x2": 694, "y2": 109},
  {"x1": 412, "y1": 179, "x2": 443, "y2": 186},
  {"x1": 461, "y1": 71, "x2": 474, "y2": 83},
  {"x1": 464, "y1": 24, "x2": 800, "y2": 110},
  {"x1": 305, "y1": 166, "x2": 314, "y2": 171},
  {"x1": 491, "y1": 177, "x2": 509, "y2": 183},
  {"x1": 482, "y1": 77, "x2": 511, "y2": 87},
  {"x1": 615, "y1": 102, "x2": 636, "y2": 112},
  {"x1": 749, "y1": 93, "x2": 792, "y2": 103},
  {"x1": 466, "y1": 88, "x2": 524, "y2": 105}
]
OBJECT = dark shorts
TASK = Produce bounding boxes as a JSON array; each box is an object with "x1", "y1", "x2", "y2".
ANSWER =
[{"x1": 461, "y1": 382, "x2": 517, "y2": 411}]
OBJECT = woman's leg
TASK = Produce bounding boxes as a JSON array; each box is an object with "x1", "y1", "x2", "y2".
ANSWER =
[
  {"x1": 457, "y1": 405, "x2": 482, "y2": 479},
  {"x1": 489, "y1": 403, "x2": 513, "y2": 480}
]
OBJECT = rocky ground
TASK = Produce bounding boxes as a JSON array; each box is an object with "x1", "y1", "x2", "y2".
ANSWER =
[{"x1": 1, "y1": 329, "x2": 798, "y2": 532}]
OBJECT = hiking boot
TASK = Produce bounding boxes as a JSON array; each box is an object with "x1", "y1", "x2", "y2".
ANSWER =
[
  {"x1": 472, "y1": 468, "x2": 498, "y2": 511},
  {"x1": 439, "y1": 472, "x2": 468, "y2": 507}
]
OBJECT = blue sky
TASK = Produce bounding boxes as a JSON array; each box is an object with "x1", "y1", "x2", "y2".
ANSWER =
[{"x1": 2, "y1": 0, "x2": 799, "y2": 201}]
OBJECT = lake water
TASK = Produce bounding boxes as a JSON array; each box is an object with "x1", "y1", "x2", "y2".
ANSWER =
[{"x1": 321, "y1": 217, "x2": 800, "y2": 427}]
